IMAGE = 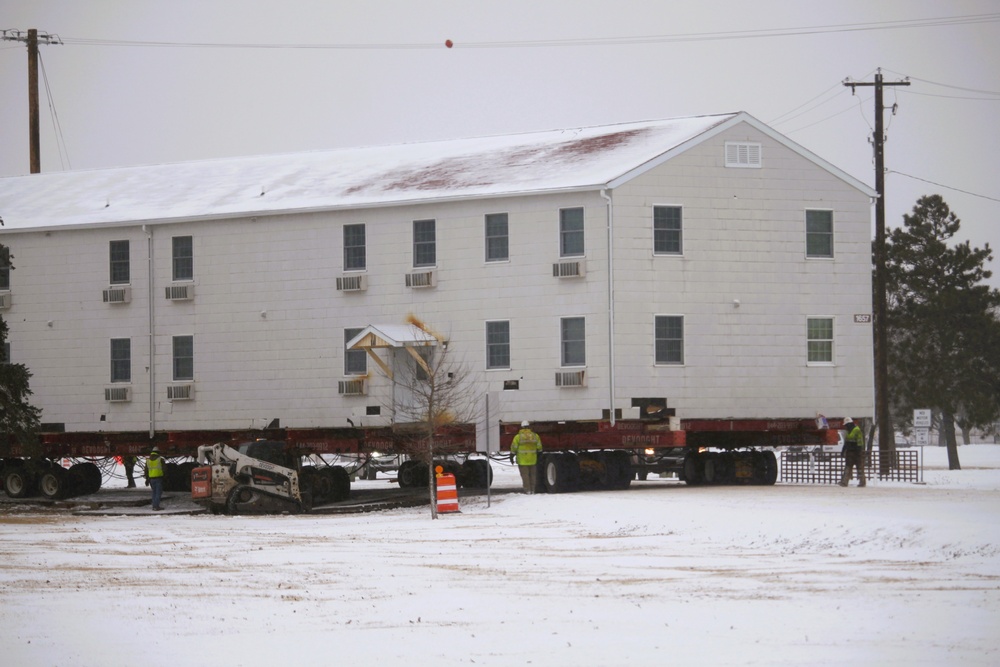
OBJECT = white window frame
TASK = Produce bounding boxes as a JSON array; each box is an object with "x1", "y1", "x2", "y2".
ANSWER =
[
  {"x1": 559, "y1": 207, "x2": 585, "y2": 258},
  {"x1": 653, "y1": 205, "x2": 683, "y2": 256},
  {"x1": 560, "y1": 316, "x2": 586, "y2": 367},
  {"x1": 806, "y1": 209, "x2": 834, "y2": 259},
  {"x1": 485, "y1": 212, "x2": 509, "y2": 263},
  {"x1": 344, "y1": 327, "x2": 367, "y2": 376},
  {"x1": 172, "y1": 236, "x2": 194, "y2": 281},
  {"x1": 172, "y1": 335, "x2": 194, "y2": 381},
  {"x1": 807, "y1": 317, "x2": 835, "y2": 365},
  {"x1": 485, "y1": 320, "x2": 511, "y2": 370},
  {"x1": 343, "y1": 223, "x2": 366, "y2": 272},
  {"x1": 109, "y1": 240, "x2": 130, "y2": 285},
  {"x1": 110, "y1": 338, "x2": 131, "y2": 383},
  {"x1": 654, "y1": 315, "x2": 685, "y2": 366}
]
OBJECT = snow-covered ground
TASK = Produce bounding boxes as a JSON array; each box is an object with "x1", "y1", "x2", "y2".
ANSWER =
[{"x1": 1, "y1": 445, "x2": 998, "y2": 666}]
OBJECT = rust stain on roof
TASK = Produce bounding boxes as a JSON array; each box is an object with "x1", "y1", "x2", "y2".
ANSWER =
[{"x1": 343, "y1": 127, "x2": 651, "y2": 196}]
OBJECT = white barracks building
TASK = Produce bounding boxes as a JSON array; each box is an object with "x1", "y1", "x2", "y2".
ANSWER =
[{"x1": 0, "y1": 112, "x2": 875, "y2": 435}]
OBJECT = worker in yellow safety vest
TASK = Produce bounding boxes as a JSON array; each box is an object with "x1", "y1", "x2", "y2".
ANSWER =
[
  {"x1": 144, "y1": 447, "x2": 166, "y2": 511},
  {"x1": 510, "y1": 421, "x2": 542, "y2": 494},
  {"x1": 839, "y1": 418, "x2": 866, "y2": 488}
]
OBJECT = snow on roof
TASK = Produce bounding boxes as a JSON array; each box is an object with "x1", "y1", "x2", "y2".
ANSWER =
[
  {"x1": 347, "y1": 324, "x2": 439, "y2": 350},
  {"x1": 0, "y1": 113, "x2": 741, "y2": 232}
]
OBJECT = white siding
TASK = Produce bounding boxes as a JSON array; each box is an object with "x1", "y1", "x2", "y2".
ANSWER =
[{"x1": 2, "y1": 120, "x2": 873, "y2": 432}]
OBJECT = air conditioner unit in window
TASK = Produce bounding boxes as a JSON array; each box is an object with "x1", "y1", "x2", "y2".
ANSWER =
[
  {"x1": 0, "y1": 292, "x2": 10, "y2": 310},
  {"x1": 555, "y1": 370, "x2": 586, "y2": 387},
  {"x1": 165, "y1": 284, "x2": 194, "y2": 300},
  {"x1": 103, "y1": 286, "x2": 132, "y2": 304},
  {"x1": 104, "y1": 386, "x2": 132, "y2": 402},
  {"x1": 167, "y1": 384, "x2": 194, "y2": 401},
  {"x1": 338, "y1": 378, "x2": 367, "y2": 396},
  {"x1": 336, "y1": 274, "x2": 368, "y2": 292},
  {"x1": 553, "y1": 260, "x2": 586, "y2": 278},
  {"x1": 405, "y1": 270, "x2": 436, "y2": 288}
]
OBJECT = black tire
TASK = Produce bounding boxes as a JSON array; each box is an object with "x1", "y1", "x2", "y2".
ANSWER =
[
  {"x1": 543, "y1": 454, "x2": 580, "y2": 494},
  {"x1": 298, "y1": 491, "x2": 313, "y2": 513},
  {"x1": 636, "y1": 470, "x2": 649, "y2": 481},
  {"x1": 39, "y1": 467, "x2": 70, "y2": 500},
  {"x1": 226, "y1": 485, "x2": 256, "y2": 515},
  {"x1": 68, "y1": 462, "x2": 102, "y2": 495},
  {"x1": 761, "y1": 450, "x2": 778, "y2": 485},
  {"x1": 683, "y1": 452, "x2": 703, "y2": 485},
  {"x1": 4, "y1": 467, "x2": 35, "y2": 498},
  {"x1": 329, "y1": 466, "x2": 350, "y2": 501},
  {"x1": 610, "y1": 451, "x2": 633, "y2": 489},
  {"x1": 397, "y1": 460, "x2": 422, "y2": 488}
]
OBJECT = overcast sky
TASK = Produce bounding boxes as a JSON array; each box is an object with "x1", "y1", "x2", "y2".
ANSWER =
[{"x1": 2, "y1": 0, "x2": 998, "y2": 286}]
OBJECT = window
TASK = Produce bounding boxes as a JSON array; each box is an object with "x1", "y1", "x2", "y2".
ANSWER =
[
  {"x1": 486, "y1": 320, "x2": 511, "y2": 369},
  {"x1": 653, "y1": 206, "x2": 683, "y2": 255},
  {"x1": 725, "y1": 141, "x2": 762, "y2": 168},
  {"x1": 485, "y1": 213, "x2": 509, "y2": 262},
  {"x1": 172, "y1": 236, "x2": 193, "y2": 280},
  {"x1": 110, "y1": 240, "x2": 130, "y2": 284},
  {"x1": 2, "y1": 342, "x2": 9, "y2": 364},
  {"x1": 560, "y1": 317, "x2": 586, "y2": 366},
  {"x1": 806, "y1": 210, "x2": 833, "y2": 258},
  {"x1": 413, "y1": 219, "x2": 436, "y2": 267},
  {"x1": 654, "y1": 316, "x2": 684, "y2": 364},
  {"x1": 344, "y1": 328, "x2": 367, "y2": 375},
  {"x1": 559, "y1": 208, "x2": 584, "y2": 257},
  {"x1": 0, "y1": 245, "x2": 10, "y2": 290},
  {"x1": 807, "y1": 318, "x2": 834, "y2": 363},
  {"x1": 110, "y1": 338, "x2": 131, "y2": 383},
  {"x1": 172, "y1": 335, "x2": 194, "y2": 381},
  {"x1": 343, "y1": 224, "x2": 366, "y2": 271}
]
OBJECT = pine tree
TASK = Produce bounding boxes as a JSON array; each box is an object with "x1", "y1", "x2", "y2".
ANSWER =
[
  {"x1": 0, "y1": 318, "x2": 42, "y2": 446},
  {"x1": 884, "y1": 195, "x2": 1000, "y2": 470}
]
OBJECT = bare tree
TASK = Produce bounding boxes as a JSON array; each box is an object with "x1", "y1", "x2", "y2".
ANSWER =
[{"x1": 385, "y1": 315, "x2": 483, "y2": 518}]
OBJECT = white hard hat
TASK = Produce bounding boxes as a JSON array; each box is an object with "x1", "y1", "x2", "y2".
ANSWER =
[
  {"x1": 521, "y1": 420, "x2": 530, "y2": 428},
  {"x1": 843, "y1": 417, "x2": 854, "y2": 425}
]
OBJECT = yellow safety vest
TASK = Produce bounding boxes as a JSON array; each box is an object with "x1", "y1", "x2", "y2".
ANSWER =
[
  {"x1": 511, "y1": 429, "x2": 542, "y2": 466},
  {"x1": 146, "y1": 455, "x2": 165, "y2": 479}
]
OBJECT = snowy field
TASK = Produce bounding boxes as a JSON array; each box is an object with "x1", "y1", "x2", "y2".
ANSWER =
[{"x1": 1, "y1": 445, "x2": 998, "y2": 667}]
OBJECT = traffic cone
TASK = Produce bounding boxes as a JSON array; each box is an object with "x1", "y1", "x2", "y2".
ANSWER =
[{"x1": 435, "y1": 469, "x2": 460, "y2": 514}]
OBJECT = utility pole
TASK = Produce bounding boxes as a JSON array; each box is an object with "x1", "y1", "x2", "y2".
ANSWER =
[
  {"x1": 1, "y1": 29, "x2": 62, "y2": 174},
  {"x1": 844, "y1": 68, "x2": 910, "y2": 472}
]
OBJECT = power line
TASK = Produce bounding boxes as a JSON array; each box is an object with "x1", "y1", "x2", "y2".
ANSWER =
[
  {"x1": 50, "y1": 12, "x2": 1000, "y2": 50},
  {"x1": 889, "y1": 171, "x2": 1000, "y2": 204}
]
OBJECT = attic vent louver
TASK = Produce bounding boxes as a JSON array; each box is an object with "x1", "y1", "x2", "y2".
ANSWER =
[{"x1": 725, "y1": 142, "x2": 761, "y2": 168}]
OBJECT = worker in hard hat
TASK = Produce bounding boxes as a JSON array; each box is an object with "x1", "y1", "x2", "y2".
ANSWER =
[
  {"x1": 144, "y1": 446, "x2": 166, "y2": 510},
  {"x1": 510, "y1": 421, "x2": 542, "y2": 494},
  {"x1": 839, "y1": 418, "x2": 866, "y2": 488}
]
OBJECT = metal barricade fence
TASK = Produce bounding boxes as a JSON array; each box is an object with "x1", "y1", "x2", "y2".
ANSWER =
[{"x1": 780, "y1": 448, "x2": 922, "y2": 484}]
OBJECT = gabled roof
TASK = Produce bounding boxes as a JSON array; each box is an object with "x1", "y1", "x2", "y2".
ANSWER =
[
  {"x1": 347, "y1": 324, "x2": 439, "y2": 351},
  {"x1": 0, "y1": 112, "x2": 873, "y2": 232}
]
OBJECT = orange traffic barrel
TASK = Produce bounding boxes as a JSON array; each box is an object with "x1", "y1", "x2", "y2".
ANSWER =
[{"x1": 435, "y1": 471, "x2": 460, "y2": 514}]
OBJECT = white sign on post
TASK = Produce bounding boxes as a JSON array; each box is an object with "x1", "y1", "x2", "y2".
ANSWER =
[
  {"x1": 914, "y1": 429, "x2": 930, "y2": 447},
  {"x1": 913, "y1": 409, "x2": 932, "y2": 429}
]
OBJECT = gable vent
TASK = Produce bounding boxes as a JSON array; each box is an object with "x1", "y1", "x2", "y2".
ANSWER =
[
  {"x1": 725, "y1": 142, "x2": 761, "y2": 168},
  {"x1": 167, "y1": 384, "x2": 194, "y2": 401},
  {"x1": 165, "y1": 284, "x2": 194, "y2": 301},
  {"x1": 405, "y1": 270, "x2": 436, "y2": 288},
  {"x1": 338, "y1": 378, "x2": 367, "y2": 396},
  {"x1": 103, "y1": 287, "x2": 132, "y2": 304},
  {"x1": 336, "y1": 274, "x2": 368, "y2": 292},
  {"x1": 555, "y1": 370, "x2": 586, "y2": 387},
  {"x1": 553, "y1": 260, "x2": 586, "y2": 278},
  {"x1": 104, "y1": 386, "x2": 131, "y2": 402}
]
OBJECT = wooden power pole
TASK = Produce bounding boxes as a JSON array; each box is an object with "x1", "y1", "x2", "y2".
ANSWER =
[
  {"x1": 844, "y1": 68, "x2": 910, "y2": 470},
  {"x1": 1, "y1": 28, "x2": 62, "y2": 174}
]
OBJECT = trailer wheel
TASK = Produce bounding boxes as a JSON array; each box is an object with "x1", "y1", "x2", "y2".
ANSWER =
[
  {"x1": 68, "y1": 462, "x2": 102, "y2": 495},
  {"x1": 544, "y1": 454, "x2": 580, "y2": 494},
  {"x1": 461, "y1": 459, "x2": 492, "y2": 489},
  {"x1": 398, "y1": 460, "x2": 424, "y2": 488},
  {"x1": 610, "y1": 451, "x2": 633, "y2": 489},
  {"x1": 4, "y1": 467, "x2": 35, "y2": 498},
  {"x1": 329, "y1": 466, "x2": 350, "y2": 501},
  {"x1": 39, "y1": 468, "x2": 70, "y2": 500},
  {"x1": 760, "y1": 451, "x2": 778, "y2": 485},
  {"x1": 683, "y1": 452, "x2": 703, "y2": 485}
]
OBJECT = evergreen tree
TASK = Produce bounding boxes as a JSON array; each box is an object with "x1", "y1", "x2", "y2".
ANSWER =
[{"x1": 884, "y1": 195, "x2": 1000, "y2": 470}]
